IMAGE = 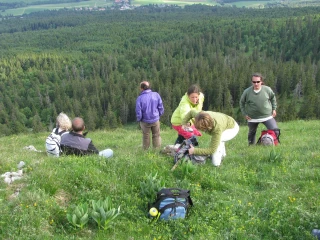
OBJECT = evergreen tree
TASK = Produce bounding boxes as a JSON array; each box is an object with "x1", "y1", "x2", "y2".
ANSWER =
[
  {"x1": 106, "y1": 105, "x2": 117, "y2": 129},
  {"x1": 32, "y1": 113, "x2": 44, "y2": 133}
]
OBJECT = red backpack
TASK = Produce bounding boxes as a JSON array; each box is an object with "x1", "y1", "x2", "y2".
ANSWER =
[{"x1": 257, "y1": 129, "x2": 280, "y2": 146}]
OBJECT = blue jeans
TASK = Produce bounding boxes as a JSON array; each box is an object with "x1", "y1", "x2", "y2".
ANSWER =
[{"x1": 248, "y1": 118, "x2": 278, "y2": 145}]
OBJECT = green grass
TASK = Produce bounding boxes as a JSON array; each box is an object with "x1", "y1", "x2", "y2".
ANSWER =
[
  {"x1": 0, "y1": 120, "x2": 320, "y2": 239},
  {"x1": 1, "y1": 0, "x2": 113, "y2": 16},
  {"x1": 0, "y1": 0, "x2": 77, "y2": 3},
  {"x1": 226, "y1": 1, "x2": 270, "y2": 8},
  {"x1": 133, "y1": 0, "x2": 217, "y2": 6}
]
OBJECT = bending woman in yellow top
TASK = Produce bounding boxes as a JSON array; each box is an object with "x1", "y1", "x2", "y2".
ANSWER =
[
  {"x1": 182, "y1": 110, "x2": 239, "y2": 167},
  {"x1": 171, "y1": 85, "x2": 204, "y2": 144}
]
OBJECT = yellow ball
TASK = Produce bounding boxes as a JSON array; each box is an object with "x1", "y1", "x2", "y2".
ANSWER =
[{"x1": 149, "y1": 207, "x2": 158, "y2": 217}]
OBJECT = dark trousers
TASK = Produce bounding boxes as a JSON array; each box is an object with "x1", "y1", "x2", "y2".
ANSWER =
[
  {"x1": 248, "y1": 118, "x2": 278, "y2": 145},
  {"x1": 175, "y1": 134, "x2": 185, "y2": 145}
]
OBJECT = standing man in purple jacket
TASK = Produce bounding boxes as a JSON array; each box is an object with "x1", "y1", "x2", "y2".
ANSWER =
[{"x1": 136, "y1": 81, "x2": 164, "y2": 150}]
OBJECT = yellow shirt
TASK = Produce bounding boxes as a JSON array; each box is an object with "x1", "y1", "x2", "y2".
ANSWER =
[{"x1": 171, "y1": 92, "x2": 204, "y2": 126}]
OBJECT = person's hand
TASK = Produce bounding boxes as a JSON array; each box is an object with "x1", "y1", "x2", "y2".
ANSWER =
[
  {"x1": 188, "y1": 145, "x2": 194, "y2": 155},
  {"x1": 245, "y1": 115, "x2": 251, "y2": 120},
  {"x1": 272, "y1": 110, "x2": 277, "y2": 117}
]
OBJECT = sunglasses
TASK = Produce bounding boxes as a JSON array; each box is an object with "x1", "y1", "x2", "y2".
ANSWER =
[{"x1": 252, "y1": 81, "x2": 261, "y2": 84}]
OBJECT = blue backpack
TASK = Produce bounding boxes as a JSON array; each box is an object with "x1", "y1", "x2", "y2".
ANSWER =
[{"x1": 148, "y1": 188, "x2": 193, "y2": 220}]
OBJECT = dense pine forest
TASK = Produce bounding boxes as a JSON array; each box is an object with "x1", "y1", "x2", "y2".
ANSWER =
[{"x1": 0, "y1": 5, "x2": 319, "y2": 136}]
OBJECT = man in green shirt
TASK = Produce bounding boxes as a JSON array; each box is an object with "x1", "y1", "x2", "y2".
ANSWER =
[{"x1": 240, "y1": 73, "x2": 278, "y2": 145}]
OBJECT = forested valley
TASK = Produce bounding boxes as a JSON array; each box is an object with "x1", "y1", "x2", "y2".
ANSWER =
[{"x1": 0, "y1": 5, "x2": 319, "y2": 136}]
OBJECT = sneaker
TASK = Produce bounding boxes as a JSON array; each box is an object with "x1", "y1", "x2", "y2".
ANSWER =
[{"x1": 312, "y1": 229, "x2": 320, "y2": 239}]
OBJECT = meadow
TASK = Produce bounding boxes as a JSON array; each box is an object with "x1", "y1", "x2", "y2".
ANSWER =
[
  {"x1": 1, "y1": 0, "x2": 113, "y2": 16},
  {"x1": 0, "y1": 120, "x2": 319, "y2": 239}
]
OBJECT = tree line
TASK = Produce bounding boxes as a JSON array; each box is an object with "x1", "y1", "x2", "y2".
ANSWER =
[{"x1": 0, "y1": 5, "x2": 319, "y2": 136}]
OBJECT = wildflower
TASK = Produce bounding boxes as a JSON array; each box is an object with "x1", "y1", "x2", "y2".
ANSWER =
[{"x1": 289, "y1": 196, "x2": 296, "y2": 203}]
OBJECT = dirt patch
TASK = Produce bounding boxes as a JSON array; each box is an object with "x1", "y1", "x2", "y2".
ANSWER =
[{"x1": 54, "y1": 189, "x2": 71, "y2": 207}]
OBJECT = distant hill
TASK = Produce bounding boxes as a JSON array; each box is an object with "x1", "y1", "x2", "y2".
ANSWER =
[{"x1": 1, "y1": 0, "x2": 320, "y2": 16}]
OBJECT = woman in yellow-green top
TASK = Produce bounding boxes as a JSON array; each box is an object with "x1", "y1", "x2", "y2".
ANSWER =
[
  {"x1": 182, "y1": 110, "x2": 239, "y2": 166},
  {"x1": 171, "y1": 85, "x2": 204, "y2": 144}
]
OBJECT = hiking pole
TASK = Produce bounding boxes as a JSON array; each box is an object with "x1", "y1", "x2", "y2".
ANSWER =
[
  {"x1": 171, "y1": 154, "x2": 194, "y2": 171},
  {"x1": 171, "y1": 149, "x2": 184, "y2": 171},
  {"x1": 171, "y1": 158, "x2": 181, "y2": 171}
]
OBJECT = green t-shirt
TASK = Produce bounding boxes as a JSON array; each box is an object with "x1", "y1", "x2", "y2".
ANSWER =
[{"x1": 239, "y1": 85, "x2": 277, "y2": 119}]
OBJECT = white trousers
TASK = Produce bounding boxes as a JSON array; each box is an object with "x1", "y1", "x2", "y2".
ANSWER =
[{"x1": 211, "y1": 122, "x2": 239, "y2": 166}]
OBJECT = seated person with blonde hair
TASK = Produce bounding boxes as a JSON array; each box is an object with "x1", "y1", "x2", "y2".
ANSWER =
[
  {"x1": 61, "y1": 117, "x2": 113, "y2": 158},
  {"x1": 46, "y1": 112, "x2": 72, "y2": 157},
  {"x1": 182, "y1": 110, "x2": 239, "y2": 166}
]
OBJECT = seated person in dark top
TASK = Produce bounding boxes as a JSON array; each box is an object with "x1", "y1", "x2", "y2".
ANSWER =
[{"x1": 61, "y1": 117, "x2": 113, "y2": 158}]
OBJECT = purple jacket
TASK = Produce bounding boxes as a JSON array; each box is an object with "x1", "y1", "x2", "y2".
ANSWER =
[{"x1": 136, "y1": 89, "x2": 164, "y2": 123}]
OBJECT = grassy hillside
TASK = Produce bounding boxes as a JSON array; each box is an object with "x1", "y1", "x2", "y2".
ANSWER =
[{"x1": 0, "y1": 120, "x2": 319, "y2": 239}]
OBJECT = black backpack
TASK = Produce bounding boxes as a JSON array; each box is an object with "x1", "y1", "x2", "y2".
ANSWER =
[{"x1": 148, "y1": 188, "x2": 193, "y2": 220}]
